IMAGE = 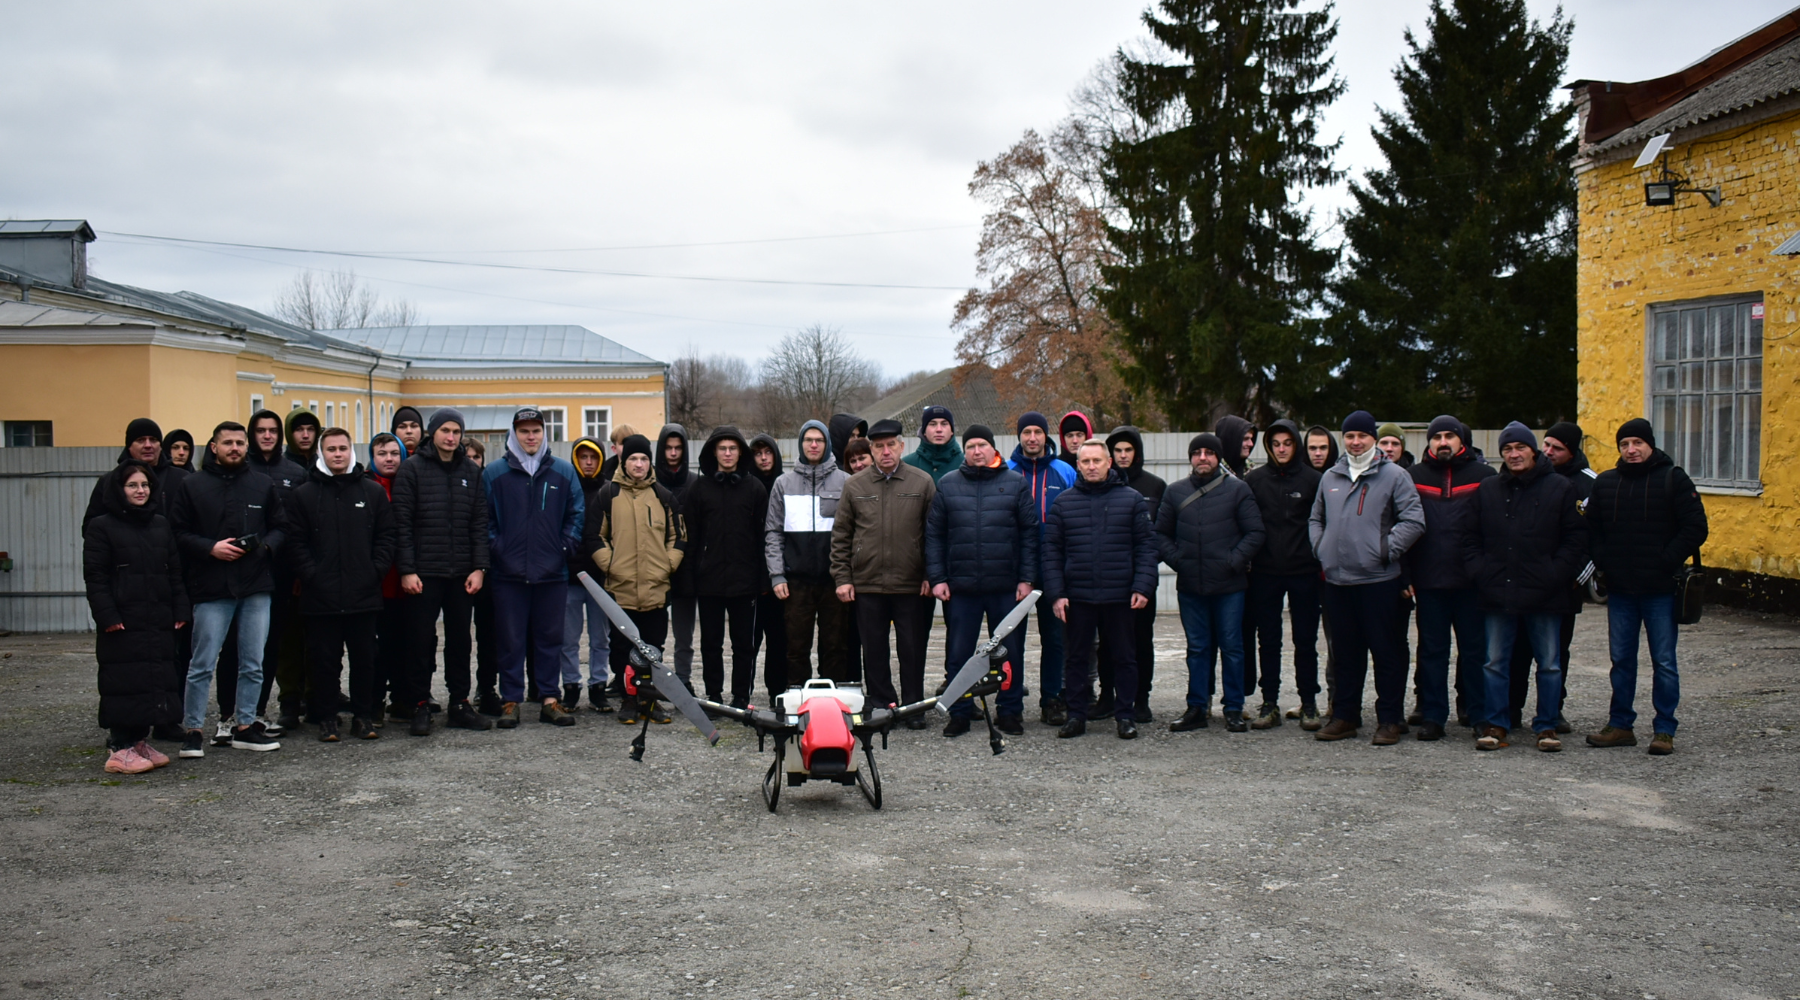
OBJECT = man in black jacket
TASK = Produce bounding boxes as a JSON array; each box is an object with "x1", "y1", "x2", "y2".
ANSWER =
[
  {"x1": 1158, "y1": 434, "x2": 1266, "y2": 732},
  {"x1": 392, "y1": 407, "x2": 492, "y2": 736},
  {"x1": 1404, "y1": 414, "x2": 1495, "y2": 740},
  {"x1": 1102, "y1": 426, "x2": 1165, "y2": 722},
  {"x1": 287, "y1": 428, "x2": 396, "y2": 741},
  {"x1": 1584, "y1": 418, "x2": 1708, "y2": 755},
  {"x1": 926, "y1": 424, "x2": 1038, "y2": 735},
  {"x1": 684, "y1": 426, "x2": 769, "y2": 707},
  {"x1": 1466, "y1": 423, "x2": 1587, "y2": 752},
  {"x1": 1243, "y1": 420, "x2": 1324, "y2": 730},
  {"x1": 170, "y1": 422, "x2": 285, "y2": 756},
  {"x1": 227, "y1": 409, "x2": 309, "y2": 738},
  {"x1": 1509, "y1": 420, "x2": 1596, "y2": 732},
  {"x1": 747, "y1": 433, "x2": 788, "y2": 700},
  {"x1": 84, "y1": 418, "x2": 176, "y2": 523},
  {"x1": 657, "y1": 424, "x2": 699, "y2": 690}
]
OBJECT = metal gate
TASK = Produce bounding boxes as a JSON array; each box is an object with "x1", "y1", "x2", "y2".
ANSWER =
[{"x1": 0, "y1": 447, "x2": 116, "y2": 632}]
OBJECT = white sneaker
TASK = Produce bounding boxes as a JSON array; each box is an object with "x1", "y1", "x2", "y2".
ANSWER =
[
  {"x1": 257, "y1": 715, "x2": 286, "y2": 737},
  {"x1": 212, "y1": 722, "x2": 234, "y2": 747}
]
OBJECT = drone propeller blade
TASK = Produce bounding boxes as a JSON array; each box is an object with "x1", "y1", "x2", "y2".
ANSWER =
[
  {"x1": 936, "y1": 590, "x2": 1042, "y2": 712},
  {"x1": 577, "y1": 572, "x2": 643, "y2": 645},
  {"x1": 648, "y1": 660, "x2": 720, "y2": 745}
]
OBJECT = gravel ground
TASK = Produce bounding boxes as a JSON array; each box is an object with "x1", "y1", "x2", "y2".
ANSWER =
[{"x1": 1, "y1": 605, "x2": 1796, "y2": 1000}]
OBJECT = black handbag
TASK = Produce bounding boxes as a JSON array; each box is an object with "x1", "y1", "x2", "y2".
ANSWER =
[{"x1": 1675, "y1": 551, "x2": 1705, "y2": 626}]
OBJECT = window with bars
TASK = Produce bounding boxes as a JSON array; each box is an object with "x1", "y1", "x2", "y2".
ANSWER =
[
  {"x1": 583, "y1": 406, "x2": 611, "y2": 443},
  {"x1": 1649, "y1": 296, "x2": 1762, "y2": 489}
]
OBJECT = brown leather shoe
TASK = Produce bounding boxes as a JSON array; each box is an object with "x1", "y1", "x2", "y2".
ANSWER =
[
  {"x1": 1585, "y1": 725, "x2": 1638, "y2": 748},
  {"x1": 1371, "y1": 723, "x2": 1403, "y2": 745},
  {"x1": 1314, "y1": 719, "x2": 1359, "y2": 741},
  {"x1": 1476, "y1": 725, "x2": 1509, "y2": 750},
  {"x1": 1535, "y1": 730, "x2": 1562, "y2": 753}
]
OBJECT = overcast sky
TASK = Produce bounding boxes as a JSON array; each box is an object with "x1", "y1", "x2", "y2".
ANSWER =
[{"x1": 3, "y1": 1, "x2": 1793, "y2": 377}]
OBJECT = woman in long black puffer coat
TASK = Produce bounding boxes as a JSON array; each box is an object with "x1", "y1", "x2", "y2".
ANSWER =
[{"x1": 83, "y1": 461, "x2": 189, "y2": 775}]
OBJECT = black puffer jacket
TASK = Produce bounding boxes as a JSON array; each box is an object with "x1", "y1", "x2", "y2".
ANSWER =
[
  {"x1": 1105, "y1": 426, "x2": 1168, "y2": 508},
  {"x1": 1587, "y1": 449, "x2": 1709, "y2": 596},
  {"x1": 1465, "y1": 455, "x2": 1588, "y2": 614},
  {"x1": 925, "y1": 460, "x2": 1040, "y2": 593},
  {"x1": 84, "y1": 440, "x2": 184, "y2": 525},
  {"x1": 1043, "y1": 472, "x2": 1159, "y2": 604},
  {"x1": 1404, "y1": 445, "x2": 1495, "y2": 591},
  {"x1": 658, "y1": 423, "x2": 698, "y2": 597},
  {"x1": 1214, "y1": 415, "x2": 1255, "y2": 477},
  {"x1": 83, "y1": 465, "x2": 188, "y2": 729},
  {"x1": 684, "y1": 426, "x2": 769, "y2": 598},
  {"x1": 1156, "y1": 467, "x2": 1265, "y2": 596},
  {"x1": 392, "y1": 448, "x2": 490, "y2": 578},
  {"x1": 169, "y1": 451, "x2": 285, "y2": 603},
  {"x1": 246, "y1": 409, "x2": 308, "y2": 500},
  {"x1": 286, "y1": 461, "x2": 396, "y2": 615},
  {"x1": 1243, "y1": 420, "x2": 1321, "y2": 576}
]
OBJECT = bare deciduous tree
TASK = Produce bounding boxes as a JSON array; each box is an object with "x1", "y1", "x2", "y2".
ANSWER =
[
  {"x1": 273, "y1": 269, "x2": 420, "y2": 331},
  {"x1": 757, "y1": 325, "x2": 880, "y2": 432}
]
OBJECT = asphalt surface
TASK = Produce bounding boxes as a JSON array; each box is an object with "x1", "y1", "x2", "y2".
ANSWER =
[{"x1": 1, "y1": 605, "x2": 1796, "y2": 1000}]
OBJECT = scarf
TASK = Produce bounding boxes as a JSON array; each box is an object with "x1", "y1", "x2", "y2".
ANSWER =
[{"x1": 1345, "y1": 446, "x2": 1378, "y2": 483}]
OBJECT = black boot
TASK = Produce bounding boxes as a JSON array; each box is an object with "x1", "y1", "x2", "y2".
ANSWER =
[
  {"x1": 448, "y1": 700, "x2": 493, "y2": 730},
  {"x1": 563, "y1": 683, "x2": 582, "y2": 710},
  {"x1": 409, "y1": 703, "x2": 432, "y2": 737},
  {"x1": 476, "y1": 690, "x2": 502, "y2": 716},
  {"x1": 1057, "y1": 717, "x2": 1087, "y2": 739},
  {"x1": 589, "y1": 685, "x2": 614, "y2": 713},
  {"x1": 1169, "y1": 706, "x2": 1209, "y2": 732},
  {"x1": 1116, "y1": 718, "x2": 1138, "y2": 740}
]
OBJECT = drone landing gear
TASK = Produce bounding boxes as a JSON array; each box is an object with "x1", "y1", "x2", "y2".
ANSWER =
[
  {"x1": 978, "y1": 694, "x2": 1006, "y2": 756},
  {"x1": 856, "y1": 734, "x2": 882, "y2": 810},
  {"x1": 629, "y1": 711, "x2": 652, "y2": 762},
  {"x1": 761, "y1": 739, "x2": 785, "y2": 813}
]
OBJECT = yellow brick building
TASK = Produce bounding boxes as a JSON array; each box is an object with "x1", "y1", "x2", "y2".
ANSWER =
[
  {"x1": 1571, "y1": 11, "x2": 1800, "y2": 608},
  {"x1": 0, "y1": 221, "x2": 666, "y2": 455}
]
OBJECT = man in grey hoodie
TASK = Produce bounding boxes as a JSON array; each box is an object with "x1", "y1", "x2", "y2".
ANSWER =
[
  {"x1": 1308, "y1": 410, "x2": 1426, "y2": 745},
  {"x1": 765, "y1": 420, "x2": 851, "y2": 684}
]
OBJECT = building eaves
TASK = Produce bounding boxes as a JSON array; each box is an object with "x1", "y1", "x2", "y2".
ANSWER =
[
  {"x1": 0, "y1": 220, "x2": 95, "y2": 240},
  {"x1": 1587, "y1": 33, "x2": 1800, "y2": 156},
  {"x1": 322, "y1": 325, "x2": 662, "y2": 366},
  {"x1": 0, "y1": 299, "x2": 157, "y2": 328}
]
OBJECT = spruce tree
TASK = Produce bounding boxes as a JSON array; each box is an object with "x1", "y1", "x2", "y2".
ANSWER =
[
  {"x1": 1099, "y1": 0, "x2": 1343, "y2": 427},
  {"x1": 1327, "y1": 0, "x2": 1576, "y2": 427}
]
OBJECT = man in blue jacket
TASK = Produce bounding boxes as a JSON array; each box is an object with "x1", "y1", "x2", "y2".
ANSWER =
[
  {"x1": 926, "y1": 425, "x2": 1039, "y2": 737},
  {"x1": 1042, "y1": 440, "x2": 1159, "y2": 740},
  {"x1": 1008, "y1": 410, "x2": 1077, "y2": 726},
  {"x1": 482, "y1": 407, "x2": 585, "y2": 729}
]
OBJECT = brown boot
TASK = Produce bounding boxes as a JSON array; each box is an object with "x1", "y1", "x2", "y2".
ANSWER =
[
  {"x1": 1585, "y1": 725, "x2": 1638, "y2": 748},
  {"x1": 1535, "y1": 730, "x2": 1563, "y2": 753},
  {"x1": 1314, "y1": 719, "x2": 1359, "y2": 741},
  {"x1": 1647, "y1": 732, "x2": 1675, "y2": 755},
  {"x1": 1476, "y1": 725, "x2": 1509, "y2": 751},
  {"x1": 1371, "y1": 722, "x2": 1403, "y2": 746},
  {"x1": 539, "y1": 699, "x2": 576, "y2": 727}
]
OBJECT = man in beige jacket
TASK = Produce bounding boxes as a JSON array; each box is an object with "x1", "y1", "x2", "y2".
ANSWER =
[
  {"x1": 831, "y1": 419, "x2": 936, "y2": 715},
  {"x1": 583, "y1": 434, "x2": 686, "y2": 725}
]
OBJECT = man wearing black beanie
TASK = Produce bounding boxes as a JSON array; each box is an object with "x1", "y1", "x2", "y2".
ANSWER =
[
  {"x1": 1404, "y1": 414, "x2": 1494, "y2": 739},
  {"x1": 1583, "y1": 418, "x2": 1708, "y2": 755},
  {"x1": 1510, "y1": 420, "x2": 1597, "y2": 734}
]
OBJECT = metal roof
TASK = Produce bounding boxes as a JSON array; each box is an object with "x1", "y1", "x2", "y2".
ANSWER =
[
  {"x1": 1775, "y1": 231, "x2": 1800, "y2": 255},
  {"x1": 0, "y1": 299, "x2": 156, "y2": 328},
  {"x1": 0, "y1": 220, "x2": 95, "y2": 240},
  {"x1": 1591, "y1": 34, "x2": 1800, "y2": 154},
  {"x1": 860, "y1": 364, "x2": 1081, "y2": 432},
  {"x1": 323, "y1": 325, "x2": 661, "y2": 366}
]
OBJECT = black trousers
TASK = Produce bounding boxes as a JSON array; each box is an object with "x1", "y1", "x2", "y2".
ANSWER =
[
  {"x1": 1509, "y1": 611, "x2": 1576, "y2": 724},
  {"x1": 751, "y1": 589, "x2": 788, "y2": 697},
  {"x1": 856, "y1": 592, "x2": 932, "y2": 709},
  {"x1": 609, "y1": 606, "x2": 669, "y2": 682},
  {"x1": 1098, "y1": 604, "x2": 1157, "y2": 707},
  {"x1": 698, "y1": 594, "x2": 758, "y2": 702},
  {"x1": 307, "y1": 611, "x2": 378, "y2": 721},
  {"x1": 376, "y1": 596, "x2": 408, "y2": 709},
  {"x1": 405, "y1": 577, "x2": 475, "y2": 707},
  {"x1": 1322, "y1": 577, "x2": 1408, "y2": 727},
  {"x1": 783, "y1": 578, "x2": 849, "y2": 683},
  {"x1": 1063, "y1": 601, "x2": 1136, "y2": 722},
  {"x1": 107, "y1": 725, "x2": 150, "y2": 750},
  {"x1": 1248, "y1": 571, "x2": 1322, "y2": 704},
  {"x1": 474, "y1": 585, "x2": 498, "y2": 696}
]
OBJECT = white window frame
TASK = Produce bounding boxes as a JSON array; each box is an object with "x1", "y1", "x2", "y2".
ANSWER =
[
  {"x1": 1646, "y1": 293, "x2": 1763, "y2": 493},
  {"x1": 583, "y1": 406, "x2": 611, "y2": 442},
  {"x1": 250, "y1": 394, "x2": 264, "y2": 418},
  {"x1": 356, "y1": 400, "x2": 365, "y2": 441},
  {"x1": 540, "y1": 406, "x2": 567, "y2": 443}
]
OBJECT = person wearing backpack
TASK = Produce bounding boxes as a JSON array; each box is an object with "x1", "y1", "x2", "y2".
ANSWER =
[{"x1": 1584, "y1": 419, "x2": 1708, "y2": 756}]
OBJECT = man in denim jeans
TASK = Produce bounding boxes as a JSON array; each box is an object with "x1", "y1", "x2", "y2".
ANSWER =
[
  {"x1": 1585, "y1": 418, "x2": 1708, "y2": 755},
  {"x1": 170, "y1": 422, "x2": 285, "y2": 756},
  {"x1": 1465, "y1": 423, "x2": 1587, "y2": 752}
]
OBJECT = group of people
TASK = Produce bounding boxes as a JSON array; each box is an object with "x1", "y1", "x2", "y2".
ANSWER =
[{"x1": 80, "y1": 397, "x2": 1706, "y2": 776}]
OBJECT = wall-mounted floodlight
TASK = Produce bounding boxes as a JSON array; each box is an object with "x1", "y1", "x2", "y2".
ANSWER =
[{"x1": 1635, "y1": 134, "x2": 1721, "y2": 208}]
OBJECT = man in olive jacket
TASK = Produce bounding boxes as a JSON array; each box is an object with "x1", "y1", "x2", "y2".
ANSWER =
[{"x1": 831, "y1": 419, "x2": 936, "y2": 713}]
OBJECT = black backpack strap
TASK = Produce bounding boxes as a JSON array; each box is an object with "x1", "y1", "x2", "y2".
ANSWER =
[{"x1": 1177, "y1": 474, "x2": 1226, "y2": 514}]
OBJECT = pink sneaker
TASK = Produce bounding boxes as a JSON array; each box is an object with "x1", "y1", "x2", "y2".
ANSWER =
[
  {"x1": 132, "y1": 741, "x2": 171, "y2": 768},
  {"x1": 104, "y1": 748, "x2": 154, "y2": 775}
]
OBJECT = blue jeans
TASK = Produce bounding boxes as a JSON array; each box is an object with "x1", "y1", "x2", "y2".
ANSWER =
[
  {"x1": 1482, "y1": 612, "x2": 1563, "y2": 732},
  {"x1": 1606, "y1": 592, "x2": 1680, "y2": 735},
  {"x1": 563, "y1": 581, "x2": 610, "y2": 688},
  {"x1": 493, "y1": 580, "x2": 566, "y2": 704},
  {"x1": 1415, "y1": 588, "x2": 1486, "y2": 726},
  {"x1": 184, "y1": 594, "x2": 272, "y2": 730},
  {"x1": 944, "y1": 591, "x2": 1029, "y2": 720},
  {"x1": 1178, "y1": 591, "x2": 1246, "y2": 713},
  {"x1": 1037, "y1": 610, "x2": 1064, "y2": 704}
]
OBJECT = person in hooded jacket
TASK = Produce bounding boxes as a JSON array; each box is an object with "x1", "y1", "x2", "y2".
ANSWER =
[
  {"x1": 584, "y1": 434, "x2": 686, "y2": 725},
  {"x1": 827, "y1": 413, "x2": 868, "y2": 468},
  {"x1": 747, "y1": 433, "x2": 788, "y2": 699},
  {"x1": 367, "y1": 432, "x2": 408, "y2": 726},
  {"x1": 1404, "y1": 414, "x2": 1496, "y2": 739},
  {"x1": 219, "y1": 408, "x2": 307, "y2": 739},
  {"x1": 1464, "y1": 424, "x2": 1587, "y2": 752},
  {"x1": 170, "y1": 421, "x2": 286, "y2": 757},
  {"x1": 1009, "y1": 410, "x2": 1078, "y2": 725},
  {"x1": 483, "y1": 407, "x2": 585, "y2": 728},
  {"x1": 1583, "y1": 418, "x2": 1708, "y2": 755},
  {"x1": 656, "y1": 423, "x2": 700, "y2": 690},
  {"x1": 1215, "y1": 415, "x2": 1257, "y2": 479},
  {"x1": 903, "y1": 405, "x2": 963, "y2": 483},
  {"x1": 1100, "y1": 426, "x2": 1165, "y2": 723},
  {"x1": 391, "y1": 406, "x2": 424, "y2": 458},
  {"x1": 1506, "y1": 420, "x2": 1595, "y2": 733},
  {"x1": 926, "y1": 424, "x2": 1035, "y2": 735},
  {"x1": 563, "y1": 436, "x2": 614, "y2": 712},
  {"x1": 284, "y1": 408, "x2": 322, "y2": 470},
  {"x1": 286, "y1": 427, "x2": 396, "y2": 742},
  {"x1": 264, "y1": 407, "x2": 325, "y2": 728},
  {"x1": 1044, "y1": 440, "x2": 1159, "y2": 740},
  {"x1": 1304, "y1": 425, "x2": 1340, "y2": 474},
  {"x1": 684, "y1": 426, "x2": 769, "y2": 706},
  {"x1": 766, "y1": 420, "x2": 851, "y2": 684},
  {"x1": 1376, "y1": 423, "x2": 1416, "y2": 470},
  {"x1": 1058, "y1": 411, "x2": 1093, "y2": 461},
  {"x1": 1243, "y1": 420, "x2": 1325, "y2": 729},
  {"x1": 464, "y1": 439, "x2": 506, "y2": 712},
  {"x1": 164, "y1": 428, "x2": 196, "y2": 474},
  {"x1": 84, "y1": 461, "x2": 188, "y2": 774}
]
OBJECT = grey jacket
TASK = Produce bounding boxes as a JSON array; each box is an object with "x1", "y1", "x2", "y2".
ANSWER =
[
  {"x1": 1308, "y1": 452, "x2": 1426, "y2": 586},
  {"x1": 764, "y1": 420, "x2": 849, "y2": 587}
]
